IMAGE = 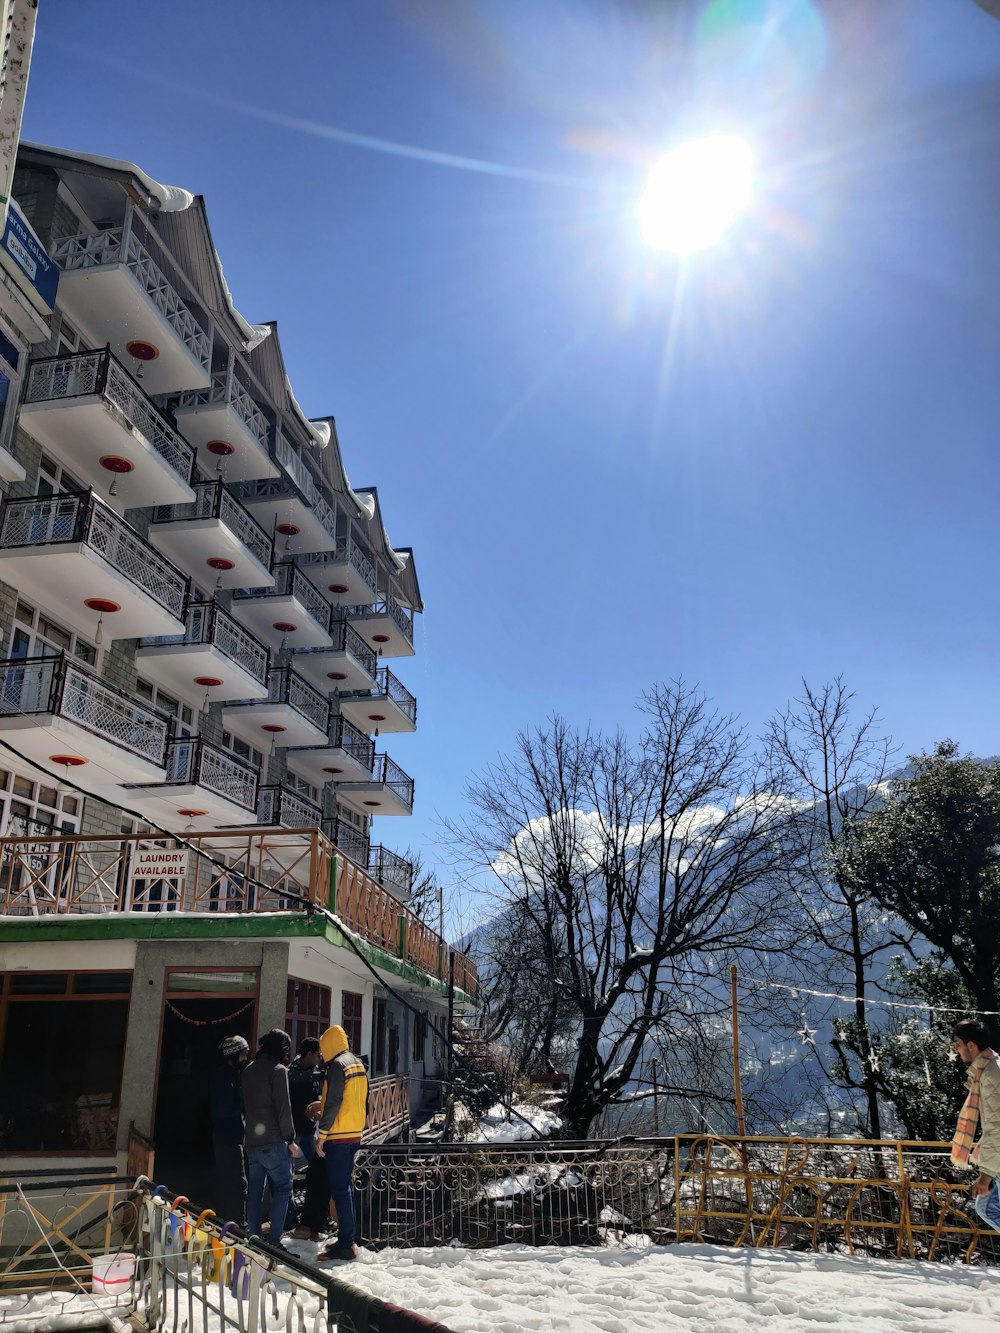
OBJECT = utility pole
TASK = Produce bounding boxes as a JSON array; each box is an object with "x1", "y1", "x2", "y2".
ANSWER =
[{"x1": 650, "y1": 1056, "x2": 660, "y2": 1136}]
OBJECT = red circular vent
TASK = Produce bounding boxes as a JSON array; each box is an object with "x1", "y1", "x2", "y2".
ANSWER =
[
  {"x1": 368, "y1": 714, "x2": 386, "y2": 722},
  {"x1": 363, "y1": 800, "x2": 380, "y2": 807},
  {"x1": 273, "y1": 621, "x2": 297, "y2": 633},
  {"x1": 328, "y1": 583, "x2": 349, "y2": 594},
  {"x1": 276, "y1": 523, "x2": 300, "y2": 536},
  {"x1": 372, "y1": 634, "x2": 390, "y2": 643},
  {"x1": 327, "y1": 672, "x2": 348, "y2": 681},
  {"x1": 99, "y1": 455, "x2": 135, "y2": 474},
  {"x1": 208, "y1": 557, "x2": 236, "y2": 572},
  {"x1": 84, "y1": 597, "x2": 120, "y2": 614},
  {"x1": 50, "y1": 754, "x2": 86, "y2": 767},
  {"x1": 126, "y1": 340, "x2": 158, "y2": 362},
  {"x1": 178, "y1": 809, "x2": 207, "y2": 818},
  {"x1": 261, "y1": 724, "x2": 286, "y2": 733},
  {"x1": 194, "y1": 676, "x2": 223, "y2": 687},
  {"x1": 323, "y1": 766, "x2": 344, "y2": 774},
  {"x1": 207, "y1": 440, "x2": 235, "y2": 456}
]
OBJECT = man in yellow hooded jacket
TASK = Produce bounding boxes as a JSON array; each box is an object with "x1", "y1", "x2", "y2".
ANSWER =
[{"x1": 315, "y1": 1024, "x2": 368, "y2": 1260}]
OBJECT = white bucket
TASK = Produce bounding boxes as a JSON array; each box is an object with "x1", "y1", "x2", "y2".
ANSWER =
[{"x1": 91, "y1": 1252, "x2": 137, "y2": 1295}]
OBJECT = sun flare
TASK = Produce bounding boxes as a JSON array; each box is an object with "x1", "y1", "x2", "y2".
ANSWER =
[{"x1": 638, "y1": 135, "x2": 755, "y2": 255}]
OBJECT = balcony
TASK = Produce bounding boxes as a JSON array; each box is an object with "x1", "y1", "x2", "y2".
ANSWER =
[
  {"x1": 170, "y1": 362, "x2": 279, "y2": 483},
  {"x1": 339, "y1": 666, "x2": 416, "y2": 736},
  {"x1": 0, "y1": 652, "x2": 169, "y2": 787},
  {"x1": 344, "y1": 594, "x2": 415, "y2": 658},
  {"x1": 124, "y1": 736, "x2": 259, "y2": 828},
  {"x1": 285, "y1": 713, "x2": 374, "y2": 789},
  {"x1": 0, "y1": 491, "x2": 188, "y2": 642},
  {"x1": 322, "y1": 816, "x2": 370, "y2": 871},
  {"x1": 220, "y1": 667, "x2": 328, "y2": 750},
  {"x1": 289, "y1": 619, "x2": 377, "y2": 695},
  {"x1": 234, "y1": 433, "x2": 336, "y2": 557},
  {"x1": 21, "y1": 349, "x2": 197, "y2": 510},
  {"x1": 231, "y1": 561, "x2": 331, "y2": 651},
  {"x1": 336, "y1": 752, "x2": 414, "y2": 817},
  {"x1": 50, "y1": 210, "x2": 211, "y2": 394},
  {"x1": 256, "y1": 783, "x2": 322, "y2": 830},
  {"x1": 136, "y1": 601, "x2": 269, "y2": 704},
  {"x1": 299, "y1": 536, "x2": 378, "y2": 606},
  {"x1": 149, "y1": 481, "x2": 274, "y2": 592},
  {"x1": 368, "y1": 844, "x2": 416, "y2": 900}
]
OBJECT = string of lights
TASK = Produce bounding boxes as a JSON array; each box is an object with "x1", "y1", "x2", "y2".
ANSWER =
[{"x1": 743, "y1": 976, "x2": 1000, "y2": 1018}]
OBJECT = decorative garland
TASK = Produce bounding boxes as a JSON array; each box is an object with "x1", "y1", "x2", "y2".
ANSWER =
[{"x1": 165, "y1": 999, "x2": 255, "y2": 1027}]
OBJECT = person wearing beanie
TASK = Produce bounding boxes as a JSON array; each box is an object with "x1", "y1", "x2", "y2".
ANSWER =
[
  {"x1": 210, "y1": 1034, "x2": 249, "y2": 1226},
  {"x1": 315, "y1": 1024, "x2": 368, "y2": 1261},
  {"x1": 242, "y1": 1029, "x2": 300, "y2": 1246}
]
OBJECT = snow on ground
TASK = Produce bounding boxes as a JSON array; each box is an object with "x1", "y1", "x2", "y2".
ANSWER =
[
  {"x1": 312, "y1": 1242, "x2": 1000, "y2": 1333},
  {"x1": 463, "y1": 1101, "x2": 564, "y2": 1143}
]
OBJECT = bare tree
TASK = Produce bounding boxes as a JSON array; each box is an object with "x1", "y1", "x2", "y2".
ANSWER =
[
  {"x1": 448, "y1": 681, "x2": 790, "y2": 1139},
  {"x1": 764, "y1": 678, "x2": 910, "y2": 1138}
]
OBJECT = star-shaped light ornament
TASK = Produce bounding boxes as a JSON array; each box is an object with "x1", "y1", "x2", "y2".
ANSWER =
[
  {"x1": 797, "y1": 1019, "x2": 818, "y2": 1046},
  {"x1": 867, "y1": 1050, "x2": 880, "y2": 1072}
]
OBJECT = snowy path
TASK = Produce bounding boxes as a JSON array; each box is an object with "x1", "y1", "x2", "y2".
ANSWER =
[{"x1": 313, "y1": 1241, "x2": 1000, "y2": 1333}]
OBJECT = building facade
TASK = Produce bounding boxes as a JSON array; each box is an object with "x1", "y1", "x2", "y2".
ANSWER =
[{"x1": 0, "y1": 143, "x2": 472, "y2": 1191}]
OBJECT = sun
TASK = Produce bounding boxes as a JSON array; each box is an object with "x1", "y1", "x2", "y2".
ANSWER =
[{"x1": 638, "y1": 135, "x2": 755, "y2": 255}]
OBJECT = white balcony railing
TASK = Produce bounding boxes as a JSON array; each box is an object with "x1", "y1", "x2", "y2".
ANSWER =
[
  {"x1": 51, "y1": 210, "x2": 211, "y2": 376},
  {"x1": 152, "y1": 481, "x2": 273, "y2": 571},
  {"x1": 164, "y1": 736, "x2": 258, "y2": 811},
  {"x1": 0, "y1": 492, "x2": 189, "y2": 620},
  {"x1": 257, "y1": 784, "x2": 321, "y2": 829},
  {"x1": 25, "y1": 348, "x2": 196, "y2": 485},
  {"x1": 0, "y1": 653, "x2": 169, "y2": 766},
  {"x1": 139, "y1": 601, "x2": 269, "y2": 685},
  {"x1": 173, "y1": 365, "x2": 270, "y2": 452}
]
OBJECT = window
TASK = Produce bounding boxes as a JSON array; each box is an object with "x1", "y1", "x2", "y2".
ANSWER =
[
  {"x1": 12, "y1": 599, "x2": 96, "y2": 667},
  {"x1": 286, "y1": 772, "x2": 318, "y2": 803},
  {"x1": 341, "y1": 990, "x2": 363, "y2": 1056},
  {"x1": 0, "y1": 320, "x2": 22, "y2": 457},
  {"x1": 223, "y1": 730, "x2": 264, "y2": 770},
  {"x1": 0, "y1": 971, "x2": 132, "y2": 1152},
  {"x1": 37, "y1": 451, "x2": 84, "y2": 497},
  {"x1": 135, "y1": 678, "x2": 194, "y2": 735},
  {"x1": 56, "y1": 318, "x2": 80, "y2": 356},
  {"x1": 285, "y1": 979, "x2": 331, "y2": 1051},
  {"x1": 0, "y1": 768, "x2": 80, "y2": 836},
  {"x1": 412, "y1": 1011, "x2": 427, "y2": 1063}
]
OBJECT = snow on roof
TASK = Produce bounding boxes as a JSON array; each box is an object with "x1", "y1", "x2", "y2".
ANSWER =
[{"x1": 23, "y1": 143, "x2": 196, "y2": 212}]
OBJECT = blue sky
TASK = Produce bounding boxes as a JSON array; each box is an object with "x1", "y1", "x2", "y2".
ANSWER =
[{"x1": 24, "y1": 1, "x2": 1000, "y2": 915}]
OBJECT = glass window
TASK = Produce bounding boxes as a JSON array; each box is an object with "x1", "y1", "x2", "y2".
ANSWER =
[
  {"x1": 167, "y1": 970, "x2": 257, "y2": 993},
  {"x1": 341, "y1": 990, "x2": 363, "y2": 1056},
  {"x1": 285, "y1": 979, "x2": 332, "y2": 1050}
]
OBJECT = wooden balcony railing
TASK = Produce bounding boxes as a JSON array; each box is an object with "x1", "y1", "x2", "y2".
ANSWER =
[
  {"x1": 363, "y1": 1075, "x2": 409, "y2": 1144},
  {"x1": 0, "y1": 828, "x2": 477, "y2": 998}
]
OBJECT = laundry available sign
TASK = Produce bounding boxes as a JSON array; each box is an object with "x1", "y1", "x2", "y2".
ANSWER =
[{"x1": 125, "y1": 846, "x2": 188, "y2": 910}]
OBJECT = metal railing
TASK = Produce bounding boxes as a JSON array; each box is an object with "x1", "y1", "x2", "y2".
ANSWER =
[
  {"x1": 343, "y1": 592, "x2": 414, "y2": 646},
  {"x1": 0, "y1": 829, "x2": 477, "y2": 993},
  {"x1": 264, "y1": 666, "x2": 328, "y2": 731},
  {"x1": 322, "y1": 816, "x2": 370, "y2": 869},
  {"x1": 25, "y1": 347, "x2": 196, "y2": 485},
  {"x1": 368, "y1": 844, "x2": 415, "y2": 896},
  {"x1": 51, "y1": 209, "x2": 212, "y2": 375},
  {"x1": 139, "y1": 600, "x2": 270, "y2": 686},
  {"x1": 162, "y1": 736, "x2": 258, "y2": 811},
  {"x1": 326, "y1": 713, "x2": 376, "y2": 771},
  {"x1": 0, "y1": 652, "x2": 170, "y2": 765},
  {"x1": 0, "y1": 491, "x2": 189, "y2": 621},
  {"x1": 292, "y1": 620, "x2": 377, "y2": 681},
  {"x1": 371, "y1": 753, "x2": 414, "y2": 810},
  {"x1": 234, "y1": 559, "x2": 330, "y2": 628},
  {"x1": 256, "y1": 783, "x2": 322, "y2": 830},
  {"x1": 151, "y1": 479, "x2": 273, "y2": 570},
  {"x1": 172, "y1": 362, "x2": 270, "y2": 453},
  {"x1": 300, "y1": 535, "x2": 377, "y2": 597},
  {"x1": 372, "y1": 666, "x2": 417, "y2": 724}
]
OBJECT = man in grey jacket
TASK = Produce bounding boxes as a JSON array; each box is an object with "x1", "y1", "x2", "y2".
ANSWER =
[
  {"x1": 242, "y1": 1029, "x2": 300, "y2": 1246},
  {"x1": 952, "y1": 1018, "x2": 1000, "y2": 1233}
]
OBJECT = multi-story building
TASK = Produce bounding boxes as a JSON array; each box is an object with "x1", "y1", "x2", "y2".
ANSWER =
[{"x1": 0, "y1": 143, "x2": 474, "y2": 1193}]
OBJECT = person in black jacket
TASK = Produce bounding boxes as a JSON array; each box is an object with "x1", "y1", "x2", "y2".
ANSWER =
[
  {"x1": 288, "y1": 1038, "x2": 325, "y2": 1161},
  {"x1": 242, "y1": 1028, "x2": 300, "y2": 1245},
  {"x1": 210, "y1": 1035, "x2": 249, "y2": 1226}
]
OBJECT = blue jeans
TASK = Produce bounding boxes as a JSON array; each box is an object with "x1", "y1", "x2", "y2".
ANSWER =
[
  {"x1": 246, "y1": 1141, "x2": 293, "y2": 1241},
  {"x1": 296, "y1": 1129, "x2": 317, "y2": 1164},
  {"x1": 974, "y1": 1179, "x2": 1000, "y2": 1234},
  {"x1": 323, "y1": 1143, "x2": 359, "y2": 1249}
]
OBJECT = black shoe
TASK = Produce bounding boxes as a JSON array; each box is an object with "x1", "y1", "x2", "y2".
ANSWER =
[{"x1": 319, "y1": 1243, "x2": 357, "y2": 1262}]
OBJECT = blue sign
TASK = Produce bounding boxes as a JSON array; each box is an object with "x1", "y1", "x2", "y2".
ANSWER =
[{"x1": 0, "y1": 201, "x2": 59, "y2": 313}]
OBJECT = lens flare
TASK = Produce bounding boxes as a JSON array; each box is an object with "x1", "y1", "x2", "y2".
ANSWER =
[{"x1": 638, "y1": 135, "x2": 755, "y2": 254}]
